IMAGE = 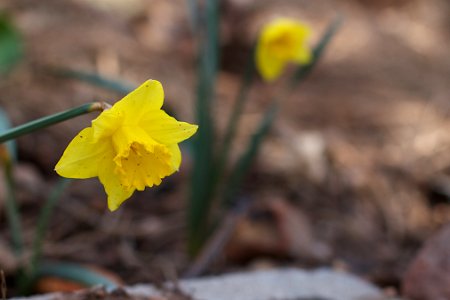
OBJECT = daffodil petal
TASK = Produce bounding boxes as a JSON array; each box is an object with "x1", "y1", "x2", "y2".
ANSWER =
[
  {"x1": 97, "y1": 155, "x2": 135, "y2": 211},
  {"x1": 91, "y1": 109, "x2": 122, "y2": 141},
  {"x1": 112, "y1": 79, "x2": 164, "y2": 123},
  {"x1": 256, "y1": 45, "x2": 286, "y2": 81},
  {"x1": 294, "y1": 47, "x2": 312, "y2": 64},
  {"x1": 291, "y1": 25, "x2": 312, "y2": 63},
  {"x1": 140, "y1": 110, "x2": 198, "y2": 145},
  {"x1": 111, "y1": 126, "x2": 155, "y2": 159},
  {"x1": 262, "y1": 18, "x2": 308, "y2": 43},
  {"x1": 55, "y1": 127, "x2": 109, "y2": 179},
  {"x1": 291, "y1": 22, "x2": 311, "y2": 41},
  {"x1": 168, "y1": 144, "x2": 181, "y2": 171}
]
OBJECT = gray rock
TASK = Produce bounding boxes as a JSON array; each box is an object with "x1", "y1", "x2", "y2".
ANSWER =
[
  {"x1": 11, "y1": 268, "x2": 382, "y2": 300},
  {"x1": 402, "y1": 223, "x2": 450, "y2": 300},
  {"x1": 128, "y1": 268, "x2": 382, "y2": 300}
]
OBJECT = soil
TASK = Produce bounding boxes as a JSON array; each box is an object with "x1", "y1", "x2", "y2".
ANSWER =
[{"x1": 0, "y1": 0, "x2": 449, "y2": 298}]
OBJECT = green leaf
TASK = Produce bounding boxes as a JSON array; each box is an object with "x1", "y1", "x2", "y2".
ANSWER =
[
  {"x1": 35, "y1": 262, "x2": 118, "y2": 292},
  {"x1": 214, "y1": 44, "x2": 256, "y2": 187},
  {"x1": 50, "y1": 68, "x2": 134, "y2": 95},
  {"x1": 50, "y1": 68, "x2": 179, "y2": 118},
  {"x1": 290, "y1": 15, "x2": 343, "y2": 88},
  {"x1": 0, "y1": 14, "x2": 23, "y2": 75},
  {"x1": 223, "y1": 103, "x2": 278, "y2": 206},
  {"x1": 188, "y1": 0, "x2": 220, "y2": 255}
]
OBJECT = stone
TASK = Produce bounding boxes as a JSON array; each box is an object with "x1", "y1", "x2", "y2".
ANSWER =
[
  {"x1": 11, "y1": 268, "x2": 382, "y2": 300},
  {"x1": 402, "y1": 223, "x2": 450, "y2": 300},
  {"x1": 128, "y1": 268, "x2": 382, "y2": 300}
]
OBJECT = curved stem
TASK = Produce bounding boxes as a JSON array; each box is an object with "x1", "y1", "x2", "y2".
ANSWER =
[
  {"x1": 214, "y1": 45, "x2": 255, "y2": 186},
  {"x1": 0, "y1": 102, "x2": 106, "y2": 143}
]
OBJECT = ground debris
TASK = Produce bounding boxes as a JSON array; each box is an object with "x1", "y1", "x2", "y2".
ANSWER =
[{"x1": 12, "y1": 286, "x2": 191, "y2": 300}]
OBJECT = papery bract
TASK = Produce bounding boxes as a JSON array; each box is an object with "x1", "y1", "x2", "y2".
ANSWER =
[{"x1": 55, "y1": 80, "x2": 198, "y2": 211}]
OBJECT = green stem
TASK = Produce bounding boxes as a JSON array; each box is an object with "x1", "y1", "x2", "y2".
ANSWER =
[
  {"x1": 214, "y1": 46, "x2": 255, "y2": 185},
  {"x1": 188, "y1": 0, "x2": 220, "y2": 255},
  {"x1": 19, "y1": 178, "x2": 71, "y2": 294},
  {"x1": 0, "y1": 102, "x2": 105, "y2": 143},
  {"x1": 222, "y1": 102, "x2": 279, "y2": 206},
  {"x1": 1, "y1": 147, "x2": 23, "y2": 256}
]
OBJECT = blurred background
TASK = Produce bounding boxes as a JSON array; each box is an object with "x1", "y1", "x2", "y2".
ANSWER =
[{"x1": 0, "y1": 0, "x2": 449, "y2": 297}]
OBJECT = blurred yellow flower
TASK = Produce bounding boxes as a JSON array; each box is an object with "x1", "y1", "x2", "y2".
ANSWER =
[
  {"x1": 55, "y1": 80, "x2": 198, "y2": 211},
  {"x1": 256, "y1": 18, "x2": 312, "y2": 81}
]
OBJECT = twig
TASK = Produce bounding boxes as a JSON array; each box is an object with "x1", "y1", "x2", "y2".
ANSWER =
[{"x1": 183, "y1": 197, "x2": 252, "y2": 278}]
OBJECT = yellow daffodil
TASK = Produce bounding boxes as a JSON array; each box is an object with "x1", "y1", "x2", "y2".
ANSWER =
[
  {"x1": 256, "y1": 18, "x2": 312, "y2": 81},
  {"x1": 55, "y1": 80, "x2": 198, "y2": 211}
]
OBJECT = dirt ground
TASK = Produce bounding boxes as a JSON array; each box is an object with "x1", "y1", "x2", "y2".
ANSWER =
[{"x1": 0, "y1": 0, "x2": 449, "y2": 297}]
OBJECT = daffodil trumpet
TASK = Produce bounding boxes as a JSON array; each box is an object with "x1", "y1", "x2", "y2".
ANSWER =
[{"x1": 55, "y1": 80, "x2": 198, "y2": 211}]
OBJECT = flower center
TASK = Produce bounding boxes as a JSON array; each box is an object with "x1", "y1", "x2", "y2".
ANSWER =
[{"x1": 114, "y1": 141, "x2": 173, "y2": 191}]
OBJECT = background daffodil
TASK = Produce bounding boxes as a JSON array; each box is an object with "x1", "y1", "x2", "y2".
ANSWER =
[
  {"x1": 55, "y1": 80, "x2": 198, "y2": 211},
  {"x1": 256, "y1": 18, "x2": 312, "y2": 81}
]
